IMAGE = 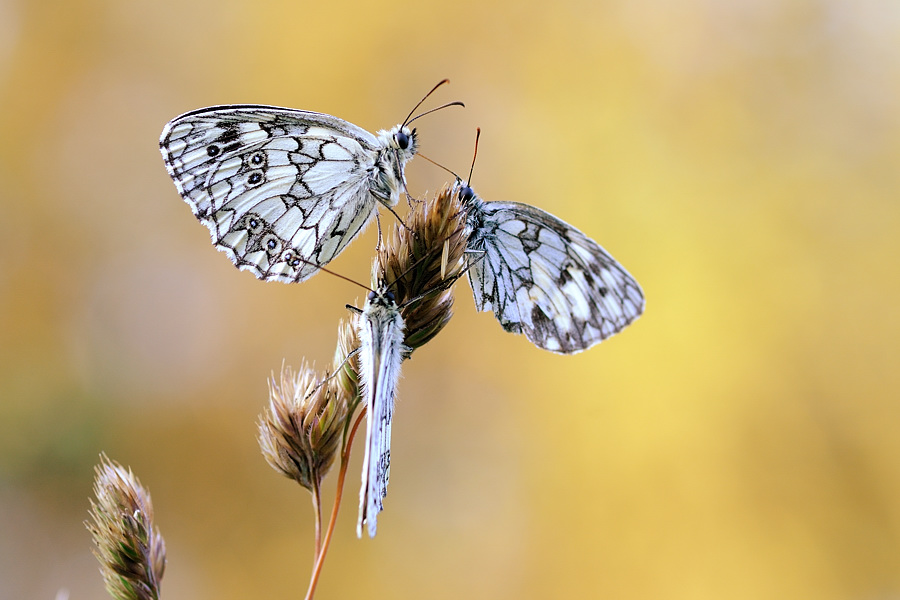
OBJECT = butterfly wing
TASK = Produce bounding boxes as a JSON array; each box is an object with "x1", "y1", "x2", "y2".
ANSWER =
[
  {"x1": 356, "y1": 296, "x2": 405, "y2": 537},
  {"x1": 466, "y1": 200, "x2": 644, "y2": 354},
  {"x1": 160, "y1": 105, "x2": 385, "y2": 283}
]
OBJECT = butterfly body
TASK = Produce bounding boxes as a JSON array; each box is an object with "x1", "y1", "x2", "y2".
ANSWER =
[
  {"x1": 457, "y1": 182, "x2": 644, "y2": 354},
  {"x1": 356, "y1": 286, "x2": 407, "y2": 538},
  {"x1": 160, "y1": 105, "x2": 417, "y2": 283}
]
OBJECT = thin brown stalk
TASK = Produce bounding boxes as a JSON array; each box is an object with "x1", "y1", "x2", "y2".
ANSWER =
[
  {"x1": 305, "y1": 407, "x2": 367, "y2": 600},
  {"x1": 311, "y1": 478, "x2": 323, "y2": 558}
]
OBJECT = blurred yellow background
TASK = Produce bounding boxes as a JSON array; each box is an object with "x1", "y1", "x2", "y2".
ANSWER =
[{"x1": 2, "y1": 0, "x2": 899, "y2": 598}]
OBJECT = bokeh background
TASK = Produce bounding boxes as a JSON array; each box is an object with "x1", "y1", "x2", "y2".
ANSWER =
[{"x1": 2, "y1": 0, "x2": 899, "y2": 598}]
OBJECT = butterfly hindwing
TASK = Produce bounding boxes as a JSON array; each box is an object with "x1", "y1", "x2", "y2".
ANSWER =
[
  {"x1": 464, "y1": 191, "x2": 644, "y2": 354},
  {"x1": 161, "y1": 105, "x2": 414, "y2": 283}
]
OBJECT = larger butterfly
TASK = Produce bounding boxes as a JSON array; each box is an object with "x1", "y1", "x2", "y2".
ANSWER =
[
  {"x1": 159, "y1": 81, "x2": 459, "y2": 283},
  {"x1": 456, "y1": 180, "x2": 645, "y2": 354}
]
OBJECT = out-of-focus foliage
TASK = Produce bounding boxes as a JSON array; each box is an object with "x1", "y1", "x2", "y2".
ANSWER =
[{"x1": 0, "y1": 1, "x2": 898, "y2": 599}]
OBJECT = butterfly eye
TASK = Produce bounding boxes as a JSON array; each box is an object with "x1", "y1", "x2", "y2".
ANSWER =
[
  {"x1": 367, "y1": 291, "x2": 377, "y2": 301},
  {"x1": 395, "y1": 130, "x2": 410, "y2": 150},
  {"x1": 459, "y1": 185, "x2": 475, "y2": 202},
  {"x1": 384, "y1": 291, "x2": 395, "y2": 303}
]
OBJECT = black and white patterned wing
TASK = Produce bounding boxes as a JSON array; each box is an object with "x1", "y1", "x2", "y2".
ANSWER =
[
  {"x1": 466, "y1": 199, "x2": 644, "y2": 354},
  {"x1": 160, "y1": 105, "x2": 387, "y2": 283}
]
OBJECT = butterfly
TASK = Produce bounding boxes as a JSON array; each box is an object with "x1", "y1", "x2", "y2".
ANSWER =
[
  {"x1": 455, "y1": 180, "x2": 645, "y2": 354},
  {"x1": 349, "y1": 222, "x2": 466, "y2": 536},
  {"x1": 353, "y1": 283, "x2": 407, "y2": 538},
  {"x1": 159, "y1": 81, "x2": 460, "y2": 283}
]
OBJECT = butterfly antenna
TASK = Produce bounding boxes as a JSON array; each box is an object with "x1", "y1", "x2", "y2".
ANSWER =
[
  {"x1": 417, "y1": 152, "x2": 470, "y2": 223},
  {"x1": 318, "y1": 264, "x2": 373, "y2": 293},
  {"x1": 385, "y1": 249, "x2": 435, "y2": 294},
  {"x1": 401, "y1": 80, "x2": 464, "y2": 127},
  {"x1": 406, "y1": 101, "x2": 466, "y2": 125},
  {"x1": 417, "y1": 152, "x2": 461, "y2": 180},
  {"x1": 292, "y1": 256, "x2": 373, "y2": 293},
  {"x1": 302, "y1": 347, "x2": 361, "y2": 401},
  {"x1": 402, "y1": 79, "x2": 450, "y2": 127},
  {"x1": 467, "y1": 127, "x2": 481, "y2": 186}
]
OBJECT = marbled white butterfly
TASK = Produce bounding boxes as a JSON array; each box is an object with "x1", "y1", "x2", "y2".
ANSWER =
[
  {"x1": 159, "y1": 81, "x2": 460, "y2": 283},
  {"x1": 354, "y1": 282, "x2": 406, "y2": 538},
  {"x1": 456, "y1": 180, "x2": 644, "y2": 354}
]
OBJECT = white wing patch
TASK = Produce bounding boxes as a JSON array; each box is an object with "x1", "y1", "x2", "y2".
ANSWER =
[
  {"x1": 160, "y1": 105, "x2": 417, "y2": 284},
  {"x1": 461, "y1": 184, "x2": 644, "y2": 354}
]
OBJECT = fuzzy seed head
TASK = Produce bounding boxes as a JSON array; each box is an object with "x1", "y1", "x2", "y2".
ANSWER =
[
  {"x1": 258, "y1": 362, "x2": 348, "y2": 490},
  {"x1": 333, "y1": 317, "x2": 362, "y2": 416},
  {"x1": 85, "y1": 454, "x2": 166, "y2": 600},
  {"x1": 375, "y1": 184, "x2": 469, "y2": 350}
]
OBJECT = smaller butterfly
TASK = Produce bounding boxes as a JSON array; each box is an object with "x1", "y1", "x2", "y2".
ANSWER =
[
  {"x1": 350, "y1": 269, "x2": 464, "y2": 536},
  {"x1": 353, "y1": 283, "x2": 406, "y2": 538},
  {"x1": 160, "y1": 81, "x2": 462, "y2": 284},
  {"x1": 453, "y1": 133, "x2": 644, "y2": 354}
]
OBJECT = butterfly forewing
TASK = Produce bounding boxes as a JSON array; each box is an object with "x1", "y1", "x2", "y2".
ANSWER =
[
  {"x1": 462, "y1": 187, "x2": 644, "y2": 354},
  {"x1": 356, "y1": 288, "x2": 406, "y2": 538},
  {"x1": 160, "y1": 105, "x2": 415, "y2": 283}
]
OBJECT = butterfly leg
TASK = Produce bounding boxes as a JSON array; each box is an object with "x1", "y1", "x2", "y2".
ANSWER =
[
  {"x1": 401, "y1": 179, "x2": 421, "y2": 207},
  {"x1": 398, "y1": 258, "x2": 481, "y2": 309},
  {"x1": 463, "y1": 248, "x2": 487, "y2": 270},
  {"x1": 403, "y1": 181, "x2": 423, "y2": 208},
  {"x1": 302, "y1": 346, "x2": 362, "y2": 401},
  {"x1": 374, "y1": 213, "x2": 384, "y2": 252},
  {"x1": 394, "y1": 155, "x2": 422, "y2": 207},
  {"x1": 382, "y1": 203, "x2": 418, "y2": 239}
]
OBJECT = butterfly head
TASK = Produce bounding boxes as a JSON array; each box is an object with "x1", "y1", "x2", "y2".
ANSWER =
[
  {"x1": 453, "y1": 179, "x2": 481, "y2": 213},
  {"x1": 456, "y1": 182, "x2": 476, "y2": 204},
  {"x1": 373, "y1": 125, "x2": 419, "y2": 206},
  {"x1": 381, "y1": 124, "x2": 418, "y2": 160},
  {"x1": 366, "y1": 286, "x2": 398, "y2": 309}
]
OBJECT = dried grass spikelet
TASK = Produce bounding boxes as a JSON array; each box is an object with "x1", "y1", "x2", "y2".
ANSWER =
[
  {"x1": 333, "y1": 317, "x2": 362, "y2": 416},
  {"x1": 85, "y1": 454, "x2": 166, "y2": 600},
  {"x1": 376, "y1": 184, "x2": 469, "y2": 350},
  {"x1": 258, "y1": 362, "x2": 348, "y2": 490},
  {"x1": 309, "y1": 185, "x2": 469, "y2": 436}
]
